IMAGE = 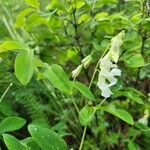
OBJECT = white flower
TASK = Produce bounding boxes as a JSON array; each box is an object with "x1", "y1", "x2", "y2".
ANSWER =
[
  {"x1": 111, "y1": 68, "x2": 121, "y2": 76},
  {"x1": 97, "y1": 31, "x2": 125, "y2": 98},
  {"x1": 100, "y1": 57, "x2": 117, "y2": 69},
  {"x1": 97, "y1": 57, "x2": 121, "y2": 98},
  {"x1": 72, "y1": 64, "x2": 83, "y2": 79},
  {"x1": 97, "y1": 81, "x2": 112, "y2": 98},
  {"x1": 105, "y1": 30, "x2": 125, "y2": 63},
  {"x1": 81, "y1": 55, "x2": 92, "y2": 68},
  {"x1": 138, "y1": 117, "x2": 148, "y2": 126},
  {"x1": 138, "y1": 109, "x2": 149, "y2": 126}
]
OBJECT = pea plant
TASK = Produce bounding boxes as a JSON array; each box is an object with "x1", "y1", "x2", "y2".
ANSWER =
[{"x1": 0, "y1": 0, "x2": 149, "y2": 150}]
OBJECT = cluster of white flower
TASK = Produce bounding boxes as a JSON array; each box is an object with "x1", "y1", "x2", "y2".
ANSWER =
[
  {"x1": 97, "y1": 30, "x2": 125, "y2": 98},
  {"x1": 72, "y1": 30, "x2": 125, "y2": 98},
  {"x1": 97, "y1": 57, "x2": 121, "y2": 98}
]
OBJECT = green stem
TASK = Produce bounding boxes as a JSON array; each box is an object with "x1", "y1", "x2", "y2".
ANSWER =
[
  {"x1": 71, "y1": 96, "x2": 80, "y2": 114},
  {"x1": 78, "y1": 44, "x2": 110, "y2": 150},
  {"x1": 79, "y1": 98, "x2": 107, "y2": 150},
  {"x1": 89, "y1": 44, "x2": 110, "y2": 89},
  {"x1": 71, "y1": 77, "x2": 80, "y2": 113},
  {"x1": 99, "y1": 97, "x2": 107, "y2": 106},
  {"x1": 0, "y1": 83, "x2": 13, "y2": 103},
  {"x1": 79, "y1": 126, "x2": 87, "y2": 150}
]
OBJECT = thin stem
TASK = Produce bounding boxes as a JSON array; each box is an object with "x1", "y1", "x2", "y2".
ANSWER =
[
  {"x1": 79, "y1": 45, "x2": 110, "y2": 150},
  {"x1": 73, "y1": 100, "x2": 80, "y2": 113},
  {"x1": 0, "y1": 83, "x2": 13, "y2": 103},
  {"x1": 79, "y1": 97, "x2": 107, "y2": 150},
  {"x1": 89, "y1": 44, "x2": 110, "y2": 89},
  {"x1": 71, "y1": 95, "x2": 80, "y2": 114},
  {"x1": 79, "y1": 126, "x2": 87, "y2": 150},
  {"x1": 89, "y1": 59, "x2": 100, "y2": 89},
  {"x1": 71, "y1": 77, "x2": 80, "y2": 114},
  {"x1": 99, "y1": 97, "x2": 107, "y2": 106}
]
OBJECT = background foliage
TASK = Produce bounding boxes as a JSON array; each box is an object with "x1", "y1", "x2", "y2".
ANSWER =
[{"x1": 0, "y1": 0, "x2": 150, "y2": 149}]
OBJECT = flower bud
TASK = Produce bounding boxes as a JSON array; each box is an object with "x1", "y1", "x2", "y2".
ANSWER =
[
  {"x1": 107, "y1": 30, "x2": 125, "y2": 63},
  {"x1": 81, "y1": 55, "x2": 92, "y2": 68},
  {"x1": 138, "y1": 117, "x2": 148, "y2": 126},
  {"x1": 138, "y1": 109, "x2": 149, "y2": 126},
  {"x1": 72, "y1": 64, "x2": 83, "y2": 79}
]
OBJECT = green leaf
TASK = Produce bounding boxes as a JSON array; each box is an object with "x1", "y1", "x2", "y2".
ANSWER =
[
  {"x1": 0, "y1": 117, "x2": 26, "y2": 134},
  {"x1": 124, "y1": 54, "x2": 145, "y2": 68},
  {"x1": 127, "y1": 141, "x2": 137, "y2": 150},
  {"x1": 22, "y1": 137, "x2": 41, "y2": 150},
  {"x1": 130, "y1": 13, "x2": 142, "y2": 23},
  {"x1": 3, "y1": 134, "x2": 27, "y2": 150},
  {"x1": 28, "y1": 124, "x2": 68, "y2": 150},
  {"x1": 79, "y1": 106, "x2": 95, "y2": 126},
  {"x1": 101, "y1": 0, "x2": 117, "y2": 4},
  {"x1": 15, "y1": 8, "x2": 34, "y2": 28},
  {"x1": 76, "y1": 0, "x2": 85, "y2": 9},
  {"x1": 44, "y1": 64, "x2": 72, "y2": 93},
  {"x1": 127, "y1": 92, "x2": 144, "y2": 104},
  {"x1": 126, "y1": 87, "x2": 146, "y2": 98},
  {"x1": 95, "y1": 12, "x2": 108, "y2": 21},
  {"x1": 0, "y1": 101, "x2": 15, "y2": 116},
  {"x1": 0, "y1": 41, "x2": 28, "y2": 53},
  {"x1": 100, "y1": 105, "x2": 134, "y2": 125},
  {"x1": 134, "y1": 122, "x2": 150, "y2": 131},
  {"x1": 113, "y1": 91, "x2": 144, "y2": 105},
  {"x1": 73, "y1": 81, "x2": 95, "y2": 101},
  {"x1": 34, "y1": 57, "x2": 48, "y2": 68},
  {"x1": 24, "y1": 0, "x2": 40, "y2": 9},
  {"x1": 127, "y1": 128, "x2": 139, "y2": 137},
  {"x1": 78, "y1": 14, "x2": 90, "y2": 24},
  {"x1": 14, "y1": 50, "x2": 34, "y2": 85},
  {"x1": 25, "y1": 12, "x2": 48, "y2": 29},
  {"x1": 113, "y1": 87, "x2": 144, "y2": 104},
  {"x1": 71, "y1": 0, "x2": 85, "y2": 9}
]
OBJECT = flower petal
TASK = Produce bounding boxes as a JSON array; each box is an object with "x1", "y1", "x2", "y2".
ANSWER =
[
  {"x1": 100, "y1": 58, "x2": 114, "y2": 69},
  {"x1": 100, "y1": 68, "x2": 110, "y2": 77},
  {"x1": 111, "y1": 68, "x2": 121, "y2": 76},
  {"x1": 97, "y1": 81, "x2": 108, "y2": 90},
  {"x1": 101, "y1": 87, "x2": 112, "y2": 98},
  {"x1": 98, "y1": 57, "x2": 121, "y2": 98},
  {"x1": 108, "y1": 77, "x2": 117, "y2": 87}
]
